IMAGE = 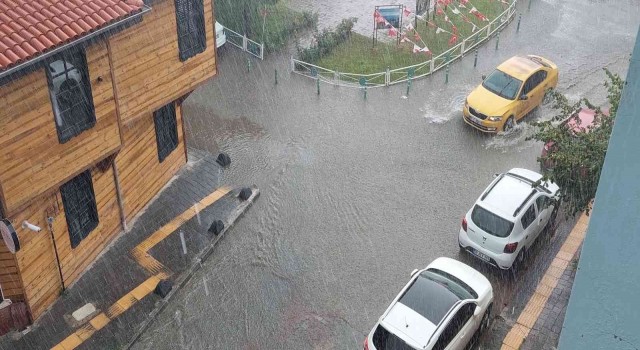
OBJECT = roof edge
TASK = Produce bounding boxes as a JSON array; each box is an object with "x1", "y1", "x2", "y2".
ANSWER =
[{"x1": 0, "y1": 5, "x2": 152, "y2": 81}]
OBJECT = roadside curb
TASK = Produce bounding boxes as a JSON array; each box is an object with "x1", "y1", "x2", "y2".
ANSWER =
[
  {"x1": 124, "y1": 186, "x2": 260, "y2": 349},
  {"x1": 499, "y1": 212, "x2": 589, "y2": 350}
]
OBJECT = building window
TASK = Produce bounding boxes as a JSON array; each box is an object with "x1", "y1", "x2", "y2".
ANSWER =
[
  {"x1": 175, "y1": 0, "x2": 206, "y2": 61},
  {"x1": 61, "y1": 171, "x2": 99, "y2": 249},
  {"x1": 46, "y1": 48, "x2": 96, "y2": 144},
  {"x1": 154, "y1": 103, "x2": 179, "y2": 162}
]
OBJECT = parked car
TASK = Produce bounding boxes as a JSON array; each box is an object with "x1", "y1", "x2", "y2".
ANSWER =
[
  {"x1": 364, "y1": 257, "x2": 493, "y2": 350},
  {"x1": 463, "y1": 55, "x2": 558, "y2": 133},
  {"x1": 540, "y1": 107, "x2": 608, "y2": 171},
  {"x1": 458, "y1": 168, "x2": 560, "y2": 270},
  {"x1": 215, "y1": 21, "x2": 226, "y2": 48}
]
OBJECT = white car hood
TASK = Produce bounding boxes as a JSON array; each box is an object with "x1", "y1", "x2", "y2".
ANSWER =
[{"x1": 381, "y1": 302, "x2": 435, "y2": 348}]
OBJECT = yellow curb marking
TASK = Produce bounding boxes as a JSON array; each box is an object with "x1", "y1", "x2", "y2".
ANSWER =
[
  {"x1": 132, "y1": 187, "x2": 231, "y2": 276},
  {"x1": 501, "y1": 212, "x2": 590, "y2": 350},
  {"x1": 51, "y1": 186, "x2": 231, "y2": 350}
]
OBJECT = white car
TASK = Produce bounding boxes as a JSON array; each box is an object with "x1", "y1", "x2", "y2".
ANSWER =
[
  {"x1": 215, "y1": 21, "x2": 226, "y2": 48},
  {"x1": 364, "y1": 257, "x2": 493, "y2": 350},
  {"x1": 458, "y1": 168, "x2": 560, "y2": 270}
]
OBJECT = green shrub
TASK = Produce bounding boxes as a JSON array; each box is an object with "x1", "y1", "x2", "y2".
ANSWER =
[{"x1": 297, "y1": 17, "x2": 357, "y2": 63}]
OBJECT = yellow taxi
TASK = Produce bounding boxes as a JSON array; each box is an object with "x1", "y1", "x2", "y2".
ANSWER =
[{"x1": 463, "y1": 55, "x2": 558, "y2": 133}]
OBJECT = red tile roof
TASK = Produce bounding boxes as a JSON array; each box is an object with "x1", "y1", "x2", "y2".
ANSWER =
[{"x1": 0, "y1": 0, "x2": 145, "y2": 72}]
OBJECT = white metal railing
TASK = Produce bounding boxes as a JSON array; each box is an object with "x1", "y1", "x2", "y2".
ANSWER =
[
  {"x1": 222, "y1": 26, "x2": 264, "y2": 60},
  {"x1": 291, "y1": 0, "x2": 517, "y2": 87}
]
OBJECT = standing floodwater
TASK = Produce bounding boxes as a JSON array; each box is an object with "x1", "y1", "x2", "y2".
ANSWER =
[{"x1": 132, "y1": 0, "x2": 639, "y2": 349}]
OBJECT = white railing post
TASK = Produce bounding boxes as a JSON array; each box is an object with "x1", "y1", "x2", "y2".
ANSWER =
[
  {"x1": 290, "y1": 56, "x2": 294, "y2": 72},
  {"x1": 243, "y1": 35, "x2": 248, "y2": 52},
  {"x1": 486, "y1": 22, "x2": 491, "y2": 38},
  {"x1": 334, "y1": 69, "x2": 339, "y2": 82},
  {"x1": 430, "y1": 59, "x2": 435, "y2": 74},
  {"x1": 461, "y1": 39, "x2": 466, "y2": 57},
  {"x1": 385, "y1": 67, "x2": 391, "y2": 86}
]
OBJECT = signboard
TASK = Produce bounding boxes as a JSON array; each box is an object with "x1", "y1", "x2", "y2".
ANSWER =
[
  {"x1": 373, "y1": 5, "x2": 404, "y2": 46},
  {"x1": 376, "y1": 7, "x2": 402, "y2": 29}
]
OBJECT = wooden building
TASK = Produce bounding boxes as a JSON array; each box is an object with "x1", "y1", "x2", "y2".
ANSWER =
[{"x1": 0, "y1": 0, "x2": 217, "y2": 331}]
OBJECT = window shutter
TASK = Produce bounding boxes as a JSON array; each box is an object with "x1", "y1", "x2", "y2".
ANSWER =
[
  {"x1": 175, "y1": 0, "x2": 207, "y2": 61},
  {"x1": 154, "y1": 103, "x2": 179, "y2": 162},
  {"x1": 60, "y1": 170, "x2": 99, "y2": 249}
]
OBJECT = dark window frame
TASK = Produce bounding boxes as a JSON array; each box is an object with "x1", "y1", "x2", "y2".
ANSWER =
[
  {"x1": 60, "y1": 170, "x2": 99, "y2": 249},
  {"x1": 45, "y1": 47, "x2": 96, "y2": 144},
  {"x1": 520, "y1": 204, "x2": 537, "y2": 229},
  {"x1": 174, "y1": 0, "x2": 207, "y2": 61},
  {"x1": 153, "y1": 102, "x2": 179, "y2": 162}
]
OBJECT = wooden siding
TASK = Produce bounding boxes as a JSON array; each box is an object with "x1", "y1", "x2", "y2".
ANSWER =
[
  {"x1": 11, "y1": 192, "x2": 62, "y2": 319},
  {"x1": 12, "y1": 164, "x2": 121, "y2": 319},
  {"x1": 0, "y1": 39, "x2": 121, "y2": 216},
  {"x1": 115, "y1": 104, "x2": 186, "y2": 222},
  {"x1": 0, "y1": 243, "x2": 24, "y2": 302},
  {"x1": 108, "y1": 0, "x2": 216, "y2": 125}
]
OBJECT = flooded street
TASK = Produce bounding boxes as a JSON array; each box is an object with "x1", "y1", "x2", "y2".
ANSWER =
[{"x1": 133, "y1": 0, "x2": 639, "y2": 349}]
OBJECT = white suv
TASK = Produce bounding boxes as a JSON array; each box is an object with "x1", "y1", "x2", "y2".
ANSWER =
[
  {"x1": 364, "y1": 257, "x2": 493, "y2": 350},
  {"x1": 458, "y1": 168, "x2": 560, "y2": 270}
]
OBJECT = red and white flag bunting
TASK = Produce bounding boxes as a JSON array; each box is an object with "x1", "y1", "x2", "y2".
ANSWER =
[{"x1": 449, "y1": 34, "x2": 458, "y2": 46}]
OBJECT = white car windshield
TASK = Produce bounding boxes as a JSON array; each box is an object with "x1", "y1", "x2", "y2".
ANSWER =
[{"x1": 482, "y1": 69, "x2": 523, "y2": 100}]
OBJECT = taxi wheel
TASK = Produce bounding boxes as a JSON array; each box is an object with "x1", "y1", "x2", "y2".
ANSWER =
[{"x1": 503, "y1": 117, "x2": 515, "y2": 132}]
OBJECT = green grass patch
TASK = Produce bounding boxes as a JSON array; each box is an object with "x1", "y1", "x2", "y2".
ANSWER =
[{"x1": 313, "y1": 1, "x2": 508, "y2": 74}]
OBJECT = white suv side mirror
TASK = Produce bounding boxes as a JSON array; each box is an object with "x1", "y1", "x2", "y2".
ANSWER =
[
  {"x1": 410, "y1": 269, "x2": 419, "y2": 277},
  {"x1": 474, "y1": 305, "x2": 482, "y2": 317}
]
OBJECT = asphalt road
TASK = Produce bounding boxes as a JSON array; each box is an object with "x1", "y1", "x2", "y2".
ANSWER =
[{"x1": 133, "y1": 1, "x2": 639, "y2": 349}]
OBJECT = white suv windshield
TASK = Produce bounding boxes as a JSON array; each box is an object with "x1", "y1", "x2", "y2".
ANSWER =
[{"x1": 471, "y1": 205, "x2": 514, "y2": 238}]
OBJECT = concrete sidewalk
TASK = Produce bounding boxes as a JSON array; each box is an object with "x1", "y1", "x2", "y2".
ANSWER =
[
  {"x1": 0, "y1": 148, "x2": 259, "y2": 350},
  {"x1": 482, "y1": 213, "x2": 589, "y2": 350}
]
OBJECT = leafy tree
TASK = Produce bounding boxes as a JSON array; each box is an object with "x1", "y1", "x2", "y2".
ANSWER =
[
  {"x1": 215, "y1": 0, "x2": 277, "y2": 37},
  {"x1": 528, "y1": 69, "x2": 624, "y2": 216}
]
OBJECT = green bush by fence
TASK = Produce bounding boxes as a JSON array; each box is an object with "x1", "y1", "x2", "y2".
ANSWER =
[{"x1": 296, "y1": 18, "x2": 358, "y2": 63}]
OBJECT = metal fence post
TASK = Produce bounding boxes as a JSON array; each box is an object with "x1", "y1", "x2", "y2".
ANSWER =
[
  {"x1": 290, "y1": 56, "x2": 294, "y2": 72},
  {"x1": 474, "y1": 48, "x2": 478, "y2": 68},
  {"x1": 430, "y1": 59, "x2": 435, "y2": 74},
  {"x1": 317, "y1": 77, "x2": 320, "y2": 95},
  {"x1": 517, "y1": 14, "x2": 522, "y2": 32},
  {"x1": 495, "y1": 31, "x2": 500, "y2": 50},
  {"x1": 486, "y1": 22, "x2": 492, "y2": 38},
  {"x1": 243, "y1": 35, "x2": 247, "y2": 52},
  {"x1": 445, "y1": 65, "x2": 450, "y2": 84},
  {"x1": 461, "y1": 40, "x2": 466, "y2": 57}
]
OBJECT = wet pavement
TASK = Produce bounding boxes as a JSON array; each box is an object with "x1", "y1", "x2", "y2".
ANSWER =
[
  {"x1": 133, "y1": 0, "x2": 639, "y2": 349},
  {"x1": 0, "y1": 150, "x2": 257, "y2": 350}
]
